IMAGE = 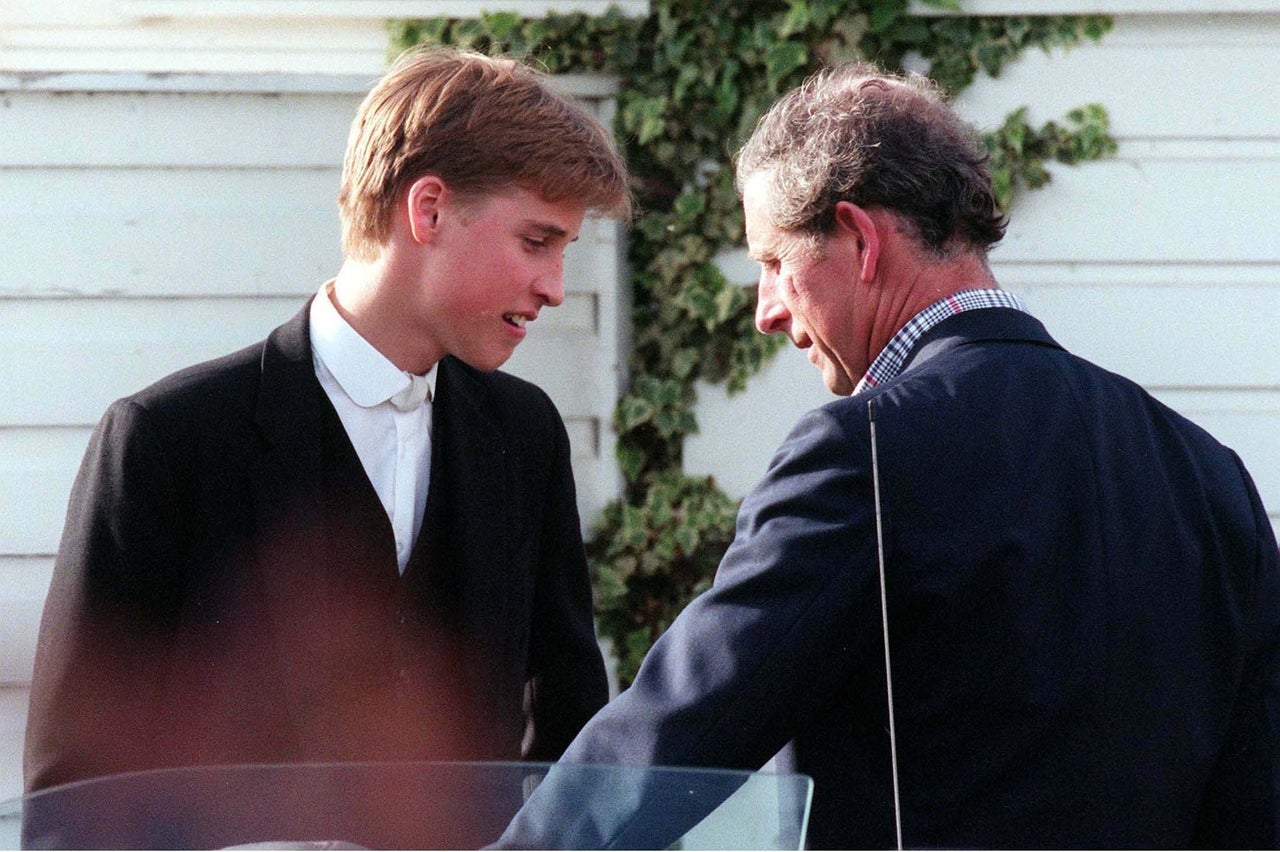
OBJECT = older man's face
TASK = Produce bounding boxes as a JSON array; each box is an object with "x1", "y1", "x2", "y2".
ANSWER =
[{"x1": 744, "y1": 173, "x2": 871, "y2": 396}]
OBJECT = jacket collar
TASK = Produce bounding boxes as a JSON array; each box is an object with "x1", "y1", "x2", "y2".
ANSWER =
[
  {"x1": 900, "y1": 307, "x2": 1065, "y2": 378},
  {"x1": 249, "y1": 303, "x2": 513, "y2": 595}
]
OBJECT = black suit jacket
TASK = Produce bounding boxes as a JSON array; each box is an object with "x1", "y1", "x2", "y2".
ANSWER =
[
  {"x1": 550, "y1": 308, "x2": 1280, "y2": 849},
  {"x1": 25, "y1": 302, "x2": 607, "y2": 796}
]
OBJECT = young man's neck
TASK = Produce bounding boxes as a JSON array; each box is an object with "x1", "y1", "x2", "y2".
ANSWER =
[{"x1": 330, "y1": 253, "x2": 441, "y2": 376}]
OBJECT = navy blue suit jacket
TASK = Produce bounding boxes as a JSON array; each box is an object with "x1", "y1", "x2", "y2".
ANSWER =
[{"x1": 557, "y1": 308, "x2": 1280, "y2": 849}]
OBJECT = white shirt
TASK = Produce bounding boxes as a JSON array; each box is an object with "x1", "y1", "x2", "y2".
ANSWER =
[{"x1": 309, "y1": 282, "x2": 436, "y2": 574}]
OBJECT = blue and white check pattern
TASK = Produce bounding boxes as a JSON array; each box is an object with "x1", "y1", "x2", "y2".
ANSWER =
[{"x1": 853, "y1": 288, "x2": 1029, "y2": 396}]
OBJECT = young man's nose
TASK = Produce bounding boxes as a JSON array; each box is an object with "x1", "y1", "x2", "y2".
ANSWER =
[{"x1": 534, "y1": 263, "x2": 565, "y2": 307}]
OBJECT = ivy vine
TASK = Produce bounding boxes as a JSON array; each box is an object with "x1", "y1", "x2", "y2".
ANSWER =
[{"x1": 391, "y1": 0, "x2": 1116, "y2": 687}]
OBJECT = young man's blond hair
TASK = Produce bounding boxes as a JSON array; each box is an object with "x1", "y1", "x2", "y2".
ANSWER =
[{"x1": 339, "y1": 46, "x2": 631, "y2": 261}]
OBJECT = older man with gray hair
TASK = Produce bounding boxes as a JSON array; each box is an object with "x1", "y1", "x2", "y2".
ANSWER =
[{"x1": 520, "y1": 61, "x2": 1280, "y2": 850}]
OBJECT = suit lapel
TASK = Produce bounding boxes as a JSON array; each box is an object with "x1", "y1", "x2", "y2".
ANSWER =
[
  {"x1": 245, "y1": 301, "x2": 398, "y2": 756},
  {"x1": 248, "y1": 300, "x2": 394, "y2": 579},
  {"x1": 248, "y1": 303, "x2": 329, "y2": 572},
  {"x1": 241, "y1": 303, "x2": 333, "y2": 754},
  {"x1": 423, "y1": 358, "x2": 514, "y2": 633}
]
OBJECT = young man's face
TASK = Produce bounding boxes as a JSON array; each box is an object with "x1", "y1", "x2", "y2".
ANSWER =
[{"x1": 413, "y1": 185, "x2": 587, "y2": 373}]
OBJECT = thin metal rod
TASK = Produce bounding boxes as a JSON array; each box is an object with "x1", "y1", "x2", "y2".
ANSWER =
[{"x1": 869, "y1": 398, "x2": 904, "y2": 850}]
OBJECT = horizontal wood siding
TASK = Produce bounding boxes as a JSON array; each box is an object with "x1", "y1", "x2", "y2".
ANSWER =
[{"x1": 687, "y1": 14, "x2": 1280, "y2": 539}]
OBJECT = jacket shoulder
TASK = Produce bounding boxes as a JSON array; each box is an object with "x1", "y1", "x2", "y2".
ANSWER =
[{"x1": 119, "y1": 339, "x2": 266, "y2": 430}]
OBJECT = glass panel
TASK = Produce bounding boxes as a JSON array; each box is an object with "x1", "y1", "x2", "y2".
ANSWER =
[{"x1": 0, "y1": 761, "x2": 811, "y2": 850}]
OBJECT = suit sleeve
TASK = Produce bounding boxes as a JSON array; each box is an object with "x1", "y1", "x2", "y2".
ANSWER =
[
  {"x1": 496, "y1": 406, "x2": 881, "y2": 848},
  {"x1": 1193, "y1": 457, "x2": 1280, "y2": 848},
  {"x1": 521, "y1": 400, "x2": 609, "y2": 761},
  {"x1": 560, "y1": 405, "x2": 882, "y2": 771},
  {"x1": 24, "y1": 398, "x2": 189, "y2": 792}
]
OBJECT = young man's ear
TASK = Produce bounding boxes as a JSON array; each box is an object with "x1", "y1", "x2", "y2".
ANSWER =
[
  {"x1": 834, "y1": 200, "x2": 881, "y2": 284},
  {"x1": 406, "y1": 175, "x2": 449, "y2": 245}
]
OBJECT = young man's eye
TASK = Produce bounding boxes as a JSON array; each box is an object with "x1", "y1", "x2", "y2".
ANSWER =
[{"x1": 523, "y1": 236, "x2": 548, "y2": 251}]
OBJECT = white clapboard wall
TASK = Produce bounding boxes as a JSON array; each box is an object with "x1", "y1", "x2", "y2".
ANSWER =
[
  {"x1": 0, "y1": 72, "x2": 625, "y2": 798},
  {"x1": 687, "y1": 12, "x2": 1280, "y2": 545}
]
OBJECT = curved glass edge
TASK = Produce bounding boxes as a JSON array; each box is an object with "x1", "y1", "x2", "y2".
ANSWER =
[{"x1": 0, "y1": 761, "x2": 813, "y2": 850}]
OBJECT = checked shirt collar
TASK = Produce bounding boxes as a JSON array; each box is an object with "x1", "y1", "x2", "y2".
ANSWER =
[{"x1": 852, "y1": 288, "x2": 1029, "y2": 397}]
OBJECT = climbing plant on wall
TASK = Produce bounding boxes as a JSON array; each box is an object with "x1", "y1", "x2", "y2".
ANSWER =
[{"x1": 392, "y1": 0, "x2": 1116, "y2": 686}]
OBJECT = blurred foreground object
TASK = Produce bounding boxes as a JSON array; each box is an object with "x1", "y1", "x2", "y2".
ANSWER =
[{"x1": 0, "y1": 761, "x2": 811, "y2": 850}]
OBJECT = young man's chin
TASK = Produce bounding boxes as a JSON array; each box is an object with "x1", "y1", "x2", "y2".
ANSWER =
[{"x1": 459, "y1": 348, "x2": 516, "y2": 373}]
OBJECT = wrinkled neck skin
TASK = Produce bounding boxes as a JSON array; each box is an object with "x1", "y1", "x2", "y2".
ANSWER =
[{"x1": 862, "y1": 217, "x2": 999, "y2": 368}]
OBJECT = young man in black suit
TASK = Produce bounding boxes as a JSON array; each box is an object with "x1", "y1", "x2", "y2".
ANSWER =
[{"x1": 25, "y1": 47, "x2": 630, "y2": 803}]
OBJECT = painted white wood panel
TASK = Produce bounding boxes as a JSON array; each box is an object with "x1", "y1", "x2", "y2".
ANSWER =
[
  {"x1": 0, "y1": 90, "x2": 355, "y2": 167},
  {"x1": 4, "y1": 1, "x2": 1276, "y2": 78},
  {"x1": 0, "y1": 17, "x2": 391, "y2": 76},
  {"x1": 1, "y1": 1, "x2": 640, "y2": 75},
  {"x1": 116, "y1": 0, "x2": 650, "y2": 17},
  {"x1": 0, "y1": 295, "x2": 602, "y2": 424},
  {"x1": 0, "y1": 169, "x2": 344, "y2": 297},
  {"x1": 1016, "y1": 284, "x2": 1280, "y2": 388},
  {"x1": 0, "y1": 556, "x2": 48, "y2": 798},
  {"x1": 999, "y1": 160, "x2": 1279, "y2": 264},
  {"x1": 0, "y1": 558, "x2": 50, "y2": 686},
  {"x1": 952, "y1": 21, "x2": 1280, "y2": 140},
  {"x1": 0, "y1": 166, "x2": 614, "y2": 299},
  {"x1": 0, "y1": 687, "x2": 31, "y2": 799},
  {"x1": 0, "y1": 429, "x2": 86, "y2": 556},
  {"x1": 909, "y1": 0, "x2": 1280, "y2": 13},
  {"x1": 2, "y1": 297, "x2": 318, "y2": 424}
]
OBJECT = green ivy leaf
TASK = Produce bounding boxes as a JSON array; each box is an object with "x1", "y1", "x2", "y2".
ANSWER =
[
  {"x1": 868, "y1": 0, "x2": 908, "y2": 34},
  {"x1": 673, "y1": 191, "x2": 706, "y2": 221},
  {"x1": 779, "y1": 1, "x2": 810, "y2": 38},
  {"x1": 616, "y1": 440, "x2": 646, "y2": 484},
  {"x1": 615, "y1": 393, "x2": 656, "y2": 431},
  {"x1": 480, "y1": 11, "x2": 522, "y2": 41},
  {"x1": 765, "y1": 40, "x2": 808, "y2": 88},
  {"x1": 670, "y1": 347, "x2": 700, "y2": 380}
]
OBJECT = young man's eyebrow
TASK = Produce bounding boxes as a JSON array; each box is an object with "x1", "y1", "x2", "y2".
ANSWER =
[{"x1": 524, "y1": 221, "x2": 574, "y2": 241}]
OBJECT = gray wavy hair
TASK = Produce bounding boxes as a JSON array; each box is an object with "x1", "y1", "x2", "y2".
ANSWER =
[{"x1": 734, "y1": 62, "x2": 1006, "y2": 257}]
